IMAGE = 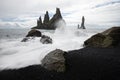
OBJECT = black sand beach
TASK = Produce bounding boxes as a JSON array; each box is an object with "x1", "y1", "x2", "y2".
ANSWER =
[{"x1": 0, "y1": 46, "x2": 120, "y2": 80}]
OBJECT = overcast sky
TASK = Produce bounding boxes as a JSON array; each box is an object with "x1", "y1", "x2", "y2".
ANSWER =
[{"x1": 0, "y1": 0, "x2": 120, "y2": 28}]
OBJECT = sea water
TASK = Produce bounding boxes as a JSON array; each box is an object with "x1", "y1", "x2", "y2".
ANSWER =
[{"x1": 0, "y1": 27, "x2": 105, "y2": 70}]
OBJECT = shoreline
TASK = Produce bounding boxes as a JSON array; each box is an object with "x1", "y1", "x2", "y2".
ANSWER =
[{"x1": 0, "y1": 46, "x2": 120, "y2": 80}]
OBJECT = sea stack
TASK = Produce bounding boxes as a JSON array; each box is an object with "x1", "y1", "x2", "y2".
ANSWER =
[
  {"x1": 43, "y1": 11, "x2": 49, "y2": 25},
  {"x1": 48, "y1": 8, "x2": 63, "y2": 29},
  {"x1": 32, "y1": 8, "x2": 64, "y2": 30},
  {"x1": 80, "y1": 16, "x2": 86, "y2": 29},
  {"x1": 37, "y1": 16, "x2": 42, "y2": 27}
]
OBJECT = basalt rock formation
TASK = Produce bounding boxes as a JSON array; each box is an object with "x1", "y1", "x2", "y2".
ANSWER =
[
  {"x1": 84, "y1": 27, "x2": 120, "y2": 47},
  {"x1": 80, "y1": 16, "x2": 86, "y2": 29},
  {"x1": 32, "y1": 8, "x2": 64, "y2": 30},
  {"x1": 78, "y1": 16, "x2": 86, "y2": 29},
  {"x1": 37, "y1": 16, "x2": 42, "y2": 27},
  {"x1": 43, "y1": 11, "x2": 49, "y2": 25}
]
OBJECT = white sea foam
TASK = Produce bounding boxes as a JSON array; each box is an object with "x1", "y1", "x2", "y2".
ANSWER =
[{"x1": 0, "y1": 24, "x2": 105, "y2": 70}]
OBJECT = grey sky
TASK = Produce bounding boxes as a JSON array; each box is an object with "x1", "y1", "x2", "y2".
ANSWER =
[{"x1": 0, "y1": 0, "x2": 120, "y2": 28}]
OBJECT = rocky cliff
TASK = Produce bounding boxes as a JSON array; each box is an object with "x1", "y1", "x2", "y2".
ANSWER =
[{"x1": 32, "y1": 8, "x2": 64, "y2": 30}]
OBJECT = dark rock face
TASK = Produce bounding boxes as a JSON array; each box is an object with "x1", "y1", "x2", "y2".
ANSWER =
[
  {"x1": 84, "y1": 27, "x2": 120, "y2": 47},
  {"x1": 102, "y1": 27, "x2": 120, "y2": 46},
  {"x1": 84, "y1": 33, "x2": 106, "y2": 47},
  {"x1": 40, "y1": 35, "x2": 52, "y2": 44},
  {"x1": 26, "y1": 29, "x2": 42, "y2": 37},
  {"x1": 41, "y1": 49, "x2": 66, "y2": 72},
  {"x1": 32, "y1": 8, "x2": 64, "y2": 30},
  {"x1": 102, "y1": 27, "x2": 120, "y2": 35}
]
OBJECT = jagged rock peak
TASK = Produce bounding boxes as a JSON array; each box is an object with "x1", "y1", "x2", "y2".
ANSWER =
[
  {"x1": 39, "y1": 16, "x2": 42, "y2": 23},
  {"x1": 32, "y1": 8, "x2": 64, "y2": 30},
  {"x1": 56, "y1": 8, "x2": 62, "y2": 18},
  {"x1": 39, "y1": 16, "x2": 42, "y2": 21},
  {"x1": 43, "y1": 11, "x2": 49, "y2": 24},
  {"x1": 37, "y1": 16, "x2": 42, "y2": 26}
]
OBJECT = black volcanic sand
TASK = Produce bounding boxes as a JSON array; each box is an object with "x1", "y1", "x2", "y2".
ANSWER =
[{"x1": 0, "y1": 47, "x2": 120, "y2": 80}]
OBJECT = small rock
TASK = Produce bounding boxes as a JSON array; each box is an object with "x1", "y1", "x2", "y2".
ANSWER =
[
  {"x1": 40, "y1": 35, "x2": 52, "y2": 44},
  {"x1": 41, "y1": 49, "x2": 66, "y2": 72},
  {"x1": 21, "y1": 37, "x2": 35, "y2": 42},
  {"x1": 21, "y1": 37, "x2": 30, "y2": 42},
  {"x1": 26, "y1": 29, "x2": 42, "y2": 37}
]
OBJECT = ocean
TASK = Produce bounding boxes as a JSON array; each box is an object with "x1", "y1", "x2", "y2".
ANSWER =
[{"x1": 0, "y1": 27, "x2": 106, "y2": 70}]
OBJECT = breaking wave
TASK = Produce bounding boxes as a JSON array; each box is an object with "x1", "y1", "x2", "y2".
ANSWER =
[{"x1": 0, "y1": 24, "x2": 105, "y2": 70}]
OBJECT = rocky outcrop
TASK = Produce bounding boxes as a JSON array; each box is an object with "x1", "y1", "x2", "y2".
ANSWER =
[
  {"x1": 40, "y1": 35, "x2": 52, "y2": 44},
  {"x1": 32, "y1": 8, "x2": 64, "y2": 30},
  {"x1": 21, "y1": 29, "x2": 53, "y2": 44},
  {"x1": 26, "y1": 29, "x2": 42, "y2": 37},
  {"x1": 84, "y1": 27, "x2": 120, "y2": 47},
  {"x1": 21, "y1": 29, "x2": 41, "y2": 42},
  {"x1": 80, "y1": 16, "x2": 85, "y2": 29},
  {"x1": 41, "y1": 49, "x2": 66, "y2": 72},
  {"x1": 84, "y1": 33, "x2": 110, "y2": 47}
]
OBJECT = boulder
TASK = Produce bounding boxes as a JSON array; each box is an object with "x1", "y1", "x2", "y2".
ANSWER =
[
  {"x1": 41, "y1": 49, "x2": 66, "y2": 72},
  {"x1": 40, "y1": 35, "x2": 52, "y2": 44},
  {"x1": 102, "y1": 27, "x2": 120, "y2": 35},
  {"x1": 102, "y1": 27, "x2": 120, "y2": 46},
  {"x1": 84, "y1": 27, "x2": 120, "y2": 47},
  {"x1": 26, "y1": 29, "x2": 42, "y2": 37},
  {"x1": 84, "y1": 33, "x2": 106, "y2": 47}
]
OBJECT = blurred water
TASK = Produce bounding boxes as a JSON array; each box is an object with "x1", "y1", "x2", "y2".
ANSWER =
[
  {"x1": 0, "y1": 27, "x2": 106, "y2": 70},
  {"x1": 0, "y1": 29, "x2": 30, "y2": 39}
]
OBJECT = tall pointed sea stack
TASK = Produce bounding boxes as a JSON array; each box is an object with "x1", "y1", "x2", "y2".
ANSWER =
[
  {"x1": 43, "y1": 11, "x2": 49, "y2": 24},
  {"x1": 48, "y1": 8, "x2": 63, "y2": 29},
  {"x1": 32, "y1": 8, "x2": 64, "y2": 30},
  {"x1": 37, "y1": 16, "x2": 42, "y2": 27},
  {"x1": 80, "y1": 16, "x2": 86, "y2": 29}
]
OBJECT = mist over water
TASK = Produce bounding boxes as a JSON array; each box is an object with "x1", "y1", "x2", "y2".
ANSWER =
[
  {"x1": 55, "y1": 19, "x2": 66, "y2": 34},
  {"x1": 0, "y1": 21, "x2": 105, "y2": 70}
]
